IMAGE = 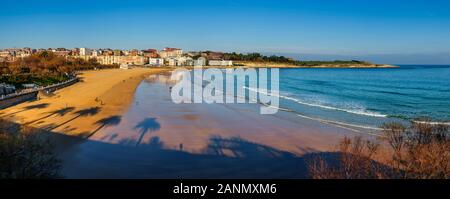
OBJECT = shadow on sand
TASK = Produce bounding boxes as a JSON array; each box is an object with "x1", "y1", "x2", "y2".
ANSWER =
[
  {"x1": 83, "y1": 115, "x2": 122, "y2": 138},
  {"x1": 1, "y1": 119, "x2": 344, "y2": 179},
  {"x1": 47, "y1": 107, "x2": 101, "y2": 131},
  {"x1": 1, "y1": 103, "x2": 50, "y2": 117},
  {"x1": 133, "y1": 117, "x2": 161, "y2": 146},
  {"x1": 24, "y1": 107, "x2": 75, "y2": 125},
  {"x1": 58, "y1": 134, "x2": 335, "y2": 179}
]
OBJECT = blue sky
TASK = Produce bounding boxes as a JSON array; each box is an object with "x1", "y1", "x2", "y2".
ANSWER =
[{"x1": 1, "y1": 0, "x2": 450, "y2": 64}]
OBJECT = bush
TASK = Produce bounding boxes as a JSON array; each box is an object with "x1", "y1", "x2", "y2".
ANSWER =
[
  {"x1": 308, "y1": 121, "x2": 450, "y2": 179},
  {"x1": 0, "y1": 120, "x2": 61, "y2": 179}
]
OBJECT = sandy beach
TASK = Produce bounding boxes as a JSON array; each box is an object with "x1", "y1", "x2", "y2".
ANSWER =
[{"x1": 0, "y1": 68, "x2": 168, "y2": 137}]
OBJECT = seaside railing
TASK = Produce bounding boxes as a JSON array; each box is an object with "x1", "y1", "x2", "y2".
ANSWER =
[{"x1": 0, "y1": 77, "x2": 78, "y2": 101}]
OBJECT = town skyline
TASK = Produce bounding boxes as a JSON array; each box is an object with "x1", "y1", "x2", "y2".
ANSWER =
[
  {"x1": 2, "y1": 46, "x2": 450, "y2": 65},
  {"x1": 2, "y1": 0, "x2": 450, "y2": 64}
]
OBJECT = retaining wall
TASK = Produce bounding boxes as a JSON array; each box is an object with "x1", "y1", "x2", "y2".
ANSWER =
[{"x1": 0, "y1": 78, "x2": 78, "y2": 110}]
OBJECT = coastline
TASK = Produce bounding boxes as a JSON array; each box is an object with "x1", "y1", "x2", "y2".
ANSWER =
[
  {"x1": 0, "y1": 66, "x2": 380, "y2": 144},
  {"x1": 1, "y1": 67, "x2": 389, "y2": 178},
  {"x1": 231, "y1": 61, "x2": 397, "y2": 68}
]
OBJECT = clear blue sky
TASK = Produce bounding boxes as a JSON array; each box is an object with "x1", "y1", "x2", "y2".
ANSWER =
[{"x1": 1, "y1": 0, "x2": 450, "y2": 64}]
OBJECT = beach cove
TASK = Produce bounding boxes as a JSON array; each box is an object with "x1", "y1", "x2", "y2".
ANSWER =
[
  {"x1": 2, "y1": 66, "x2": 449, "y2": 178},
  {"x1": 1, "y1": 66, "x2": 448, "y2": 178},
  {"x1": 56, "y1": 70, "x2": 374, "y2": 178},
  {"x1": 1, "y1": 67, "x2": 369, "y2": 178}
]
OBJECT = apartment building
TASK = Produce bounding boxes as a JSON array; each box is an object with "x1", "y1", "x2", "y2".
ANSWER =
[{"x1": 159, "y1": 47, "x2": 183, "y2": 58}]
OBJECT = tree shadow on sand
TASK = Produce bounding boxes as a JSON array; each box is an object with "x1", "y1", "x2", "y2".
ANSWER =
[
  {"x1": 1, "y1": 119, "x2": 355, "y2": 179},
  {"x1": 1, "y1": 103, "x2": 50, "y2": 117},
  {"x1": 205, "y1": 136, "x2": 297, "y2": 159},
  {"x1": 133, "y1": 117, "x2": 161, "y2": 146},
  {"x1": 47, "y1": 107, "x2": 101, "y2": 131},
  {"x1": 59, "y1": 134, "x2": 324, "y2": 178},
  {"x1": 24, "y1": 107, "x2": 75, "y2": 125},
  {"x1": 83, "y1": 115, "x2": 122, "y2": 139}
]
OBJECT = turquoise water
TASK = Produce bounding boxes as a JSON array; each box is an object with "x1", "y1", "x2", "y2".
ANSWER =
[{"x1": 275, "y1": 65, "x2": 450, "y2": 129}]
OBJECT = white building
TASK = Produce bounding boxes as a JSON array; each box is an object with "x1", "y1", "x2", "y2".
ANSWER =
[
  {"x1": 208, "y1": 60, "x2": 233, "y2": 66},
  {"x1": 167, "y1": 57, "x2": 193, "y2": 66},
  {"x1": 80, "y1": 48, "x2": 92, "y2": 56},
  {"x1": 75, "y1": 55, "x2": 147, "y2": 66},
  {"x1": 148, "y1": 58, "x2": 165, "y2": 67},
  {"x1": 195, "y1": 57, "x2": 206, "y2": 67}
]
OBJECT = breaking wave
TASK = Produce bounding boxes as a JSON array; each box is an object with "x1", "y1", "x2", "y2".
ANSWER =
[{"x1": 244, "y1": 86, "x2": 387, "y2": 118}]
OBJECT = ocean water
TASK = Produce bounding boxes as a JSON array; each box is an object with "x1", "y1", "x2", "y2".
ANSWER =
[{"x1": 273, "y1": 65, "x2": 450, "y2": 130}]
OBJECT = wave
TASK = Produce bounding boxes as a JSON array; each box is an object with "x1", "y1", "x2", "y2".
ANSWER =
[
  {"x1": 412, "y1": 121, "x2": 450, "y2": 126},
  {"x1": 254, "y1": 100, "x2": 384, "y2": 133},
  {"x1": 244, "y1": 86, "x2": 387, "y2": 118},
  {"x1": 295, "y1": 114, "x2": 384, "y2": 132}
]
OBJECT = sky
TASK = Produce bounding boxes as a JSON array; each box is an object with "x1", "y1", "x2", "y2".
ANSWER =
[{"x1": 1, "y1": 0, "x2": 450, "y2": 64}]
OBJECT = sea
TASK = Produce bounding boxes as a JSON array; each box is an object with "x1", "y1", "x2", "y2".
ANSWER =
[{"x1": 272, "y1": 65, "x2": 450, "y2": 130}]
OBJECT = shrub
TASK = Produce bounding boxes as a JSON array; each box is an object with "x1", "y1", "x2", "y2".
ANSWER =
[
  {"x1": 308, "y1": 121, "x2": 449, "y2": 179},
  {"x1": 0, "y1": 120, "x2": 61, "y2": 179}
]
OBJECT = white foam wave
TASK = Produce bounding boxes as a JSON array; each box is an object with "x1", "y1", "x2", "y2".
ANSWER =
[
  {"x1": 413, "y1": 121, "x2": 450, "y2": 126},
  {"x1": 244, "y1": 86, "x2": 387, "y2": 118},
  {"x1": 295, "y1": 114, "x2": 384, "y2": 132}
]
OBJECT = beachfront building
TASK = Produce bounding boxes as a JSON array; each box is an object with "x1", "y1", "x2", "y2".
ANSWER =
[
  {"x1": 195, "y1": 57, "x2": 206, "y2": 66},
  {"x1": 159, "y1": 47, "x2": 183, "y2": 58},
  {"x1": 177, "y1": 57, "x2": 194, "y2": 66},
  {"x1": 166, "y1": 57, "x2": 177, "y2": 66},
  {"x1": 208, "y1": 60, "x2": 233, "y2": 66},
  {"x1": 165, "y1": 57, "x2": 194, "y2": 67},
  {"x1": 120, "y1": 55, "x2": 147, "y2": 65},
  {"x1": 148, "y1": 58, "x2": 164, "y2": 67},
  {"x1": 75, "y1": 55, "x2": 147, "y2": 66}
]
